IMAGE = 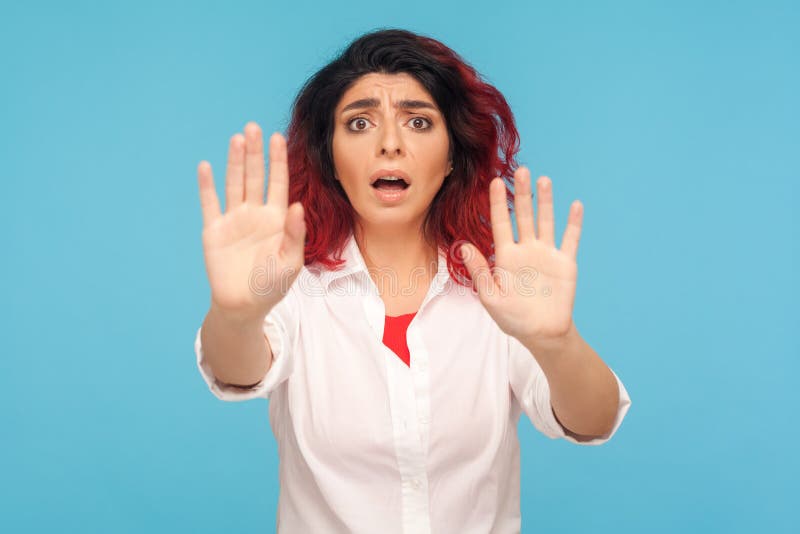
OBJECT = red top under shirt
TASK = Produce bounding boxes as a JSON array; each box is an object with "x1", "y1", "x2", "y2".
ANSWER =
[{"x1": 382, "y1": 313, "x2": 416, "y2": 366}]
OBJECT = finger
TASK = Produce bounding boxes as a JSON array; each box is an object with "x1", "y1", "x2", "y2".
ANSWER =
[
  {"x1": 225, "y1": 134, "x2": 246, "y2": 211},
  {"x1": 536, "y1": 176, "x2": 555, "y2": 246},
  {"x1": 513, "y1": 167, "x2": 536, "y2": 243},
  {"x1": 281, "y1": 202, "x2": 306, "y2": 263},
  {"x1": 459, "y1": 243, "x2": 497, "y2": 306},
  {"x1": 197, "y1": 161, "x2": 222, "y2": 227},
  {"x1": 560, "y1": 200, "x2": 584, "y2": 260},
  {"x1": 244, "y1": 122, "x2": 266, "y2": 205},
  {"x1": 490, "y1": 177, "x2": 514, "y2": 247},
  {"x1": 266, "y1": 132, "x2": 289, "y2": 213}
]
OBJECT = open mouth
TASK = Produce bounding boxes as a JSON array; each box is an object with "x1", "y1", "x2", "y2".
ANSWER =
[{"x1": 371, "y1": 177, "x2": 410, "y2": 191}]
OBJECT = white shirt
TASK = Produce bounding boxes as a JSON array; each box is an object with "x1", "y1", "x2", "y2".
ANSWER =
[{"x1": 195, "y1": 233, "x2": 632, "y2": 534}]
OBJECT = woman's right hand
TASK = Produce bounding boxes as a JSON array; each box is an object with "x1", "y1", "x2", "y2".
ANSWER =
[{"x1": 197, "y1": 122, "x2": 306, "y2": 323}]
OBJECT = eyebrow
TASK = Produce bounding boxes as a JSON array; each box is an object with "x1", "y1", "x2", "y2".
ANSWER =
[{"x1": 340, "y1": 98, "x2": 438, "y2": 114}]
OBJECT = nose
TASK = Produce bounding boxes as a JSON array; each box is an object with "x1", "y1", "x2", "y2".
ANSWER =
[{"x1": 378, "y1": 122, "x2": 403, "y2": 157}]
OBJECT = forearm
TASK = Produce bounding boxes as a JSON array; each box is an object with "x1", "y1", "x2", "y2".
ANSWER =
[
  {"x1": 520, "y1": 323, "x2": 619, "y2": 437},
  {"x1": 200, "y1": 304, "x2": 273, "y2": 387}
]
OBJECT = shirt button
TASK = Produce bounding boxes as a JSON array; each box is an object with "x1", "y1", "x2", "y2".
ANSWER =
[
  {"x1": 419, "y1": 415, "x2": 429, "y2": 425},
  {"x1": 411, "y1": 479, "x2": 422, "y2": 490},
  {"x1": 417, "y1": 361, "x2": 427, "y2": 372}
]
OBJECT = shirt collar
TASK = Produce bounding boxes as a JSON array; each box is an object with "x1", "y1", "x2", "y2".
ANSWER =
[{"x1": 318, "y1": 233, "x2": 452, "y2": 293}]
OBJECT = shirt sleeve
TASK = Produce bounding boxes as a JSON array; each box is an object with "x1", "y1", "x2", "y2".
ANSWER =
[
  {"x1": 508, "y1": 334, "x2": 632, "y2": 446},
  {"x1": 194, "y1": 287, "x2": 299, "y2": 402}
]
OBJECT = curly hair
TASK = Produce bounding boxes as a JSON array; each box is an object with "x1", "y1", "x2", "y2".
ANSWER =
[{"x1": 285, "y1": 28, "x2": 520, "y2": 287}]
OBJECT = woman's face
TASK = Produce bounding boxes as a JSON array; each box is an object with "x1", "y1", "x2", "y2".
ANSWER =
[{"x1": 332, "y1": 72, "x2": 451, "y2": 233}]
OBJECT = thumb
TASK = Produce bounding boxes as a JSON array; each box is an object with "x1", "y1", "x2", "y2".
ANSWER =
[
  {"x1": 281, "y1": 202, "x2": 306, "y2": 264},
  {"x1": 459, "y1": 243, "x2": 496, "y2": 306}
]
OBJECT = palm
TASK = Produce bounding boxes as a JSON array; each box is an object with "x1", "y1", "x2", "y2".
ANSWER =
[
  {"x1": 196, "y1": 124, "x2": 305, "y2": 320},
  {"x1": 202, "y1": 204, "x2": 286, "y2": 310},
  {"x1": 461, "y1": 168, "x2": 583, "y2": 344},
  {"x1": 491, "y1": 238, "x2": 577, "y2": 340}
]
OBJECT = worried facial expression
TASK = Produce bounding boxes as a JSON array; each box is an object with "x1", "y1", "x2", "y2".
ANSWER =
[{"x1": 332, "y1": 72, "x2": 451, "y2": 231}]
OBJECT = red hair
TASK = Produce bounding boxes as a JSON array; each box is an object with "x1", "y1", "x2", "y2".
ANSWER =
[{"x1": 286, "y1": 29, "x2": 519, "y2": 287}]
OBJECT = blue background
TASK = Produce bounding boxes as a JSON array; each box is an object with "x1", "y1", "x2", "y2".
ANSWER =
[{"x1": 1, "y1": 0, "x2": 796, "y2": 532}]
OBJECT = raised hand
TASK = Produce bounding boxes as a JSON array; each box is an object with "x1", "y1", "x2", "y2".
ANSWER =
[
  {"x1": 460, "y1": 167, "x2": 583, "y2": 346},
  {"x1": 197, "y1": 122, "x2": 305, "y2": 322}
]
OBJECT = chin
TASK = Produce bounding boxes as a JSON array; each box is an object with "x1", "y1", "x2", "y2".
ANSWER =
[{"x1": 358, "y1": 208, "x2": 423, "y2": 230}]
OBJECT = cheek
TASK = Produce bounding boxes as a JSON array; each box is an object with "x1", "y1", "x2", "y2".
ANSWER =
[
  {"x1": 331, "y1": 133, "x2": 345, "y2": 171},
  {"x1": 333, "y1": 132, "x2": 367, "y2": 178},
  {"x1": 418, "y1": 131, "x2": 450, "y2": 166},
  {"x1": 331, "y1": 138, "x2": 364, "y2": 204}
]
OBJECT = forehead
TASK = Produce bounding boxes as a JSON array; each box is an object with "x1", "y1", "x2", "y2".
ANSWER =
[{"x1": 336, "y1": 72, "x2": 436, "y2": 110}]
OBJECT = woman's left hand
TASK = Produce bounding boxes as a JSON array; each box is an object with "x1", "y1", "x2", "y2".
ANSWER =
[{"x1": 460, "y1": 167, "x2": 583, "y2": 347}]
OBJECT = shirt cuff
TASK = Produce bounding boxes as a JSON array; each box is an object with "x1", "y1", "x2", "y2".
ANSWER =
[
  {"x1": 533, "y1": 368, "x2": 632, "y2": 446},
  {"x1": 194, "y1": 311, "x2": 293, "y2": 402}
]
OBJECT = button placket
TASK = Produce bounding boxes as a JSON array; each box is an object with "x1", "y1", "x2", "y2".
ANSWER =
[
  {"x1": 407, "y1": 323, "x2": 432, "y2": 454},
  {"x1": 376, "y1": 250, "x2": 446, "y2": 534},
  {"x1": 384, "y1": 314, "x2": 431, "y2": 534}
]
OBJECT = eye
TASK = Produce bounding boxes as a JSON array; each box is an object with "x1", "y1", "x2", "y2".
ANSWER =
[
  {"x1": 408, "y1": 117, "x2": 432, "y2": 130},
  {"x1": 346, "y1": 117, "x2": 371, "y2": 132}
]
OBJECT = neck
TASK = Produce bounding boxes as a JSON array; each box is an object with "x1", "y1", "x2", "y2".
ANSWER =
[{"x1": 353, "y1": 220, "x2": 438, "y2": 286}]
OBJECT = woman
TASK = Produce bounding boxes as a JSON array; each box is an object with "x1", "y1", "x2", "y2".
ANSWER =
[{"x1": 195, "y1": 29, "x2": 631, "y2": 533}]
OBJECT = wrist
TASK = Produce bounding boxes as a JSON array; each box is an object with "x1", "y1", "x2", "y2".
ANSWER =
[
  {"x1": 208, "y1": 301, "x2": 268, "y2": 329},
  {"x1": 520, "y1": 321, "x2": 579, "y2": 359}
]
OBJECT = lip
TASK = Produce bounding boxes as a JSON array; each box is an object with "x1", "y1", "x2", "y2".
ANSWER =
[
  {"x1": 371, "y1": 183, "x2": 410, "y2": 204},
  {"x1": 369, "y1": 168, "x2": 412, "y2": 186}
]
